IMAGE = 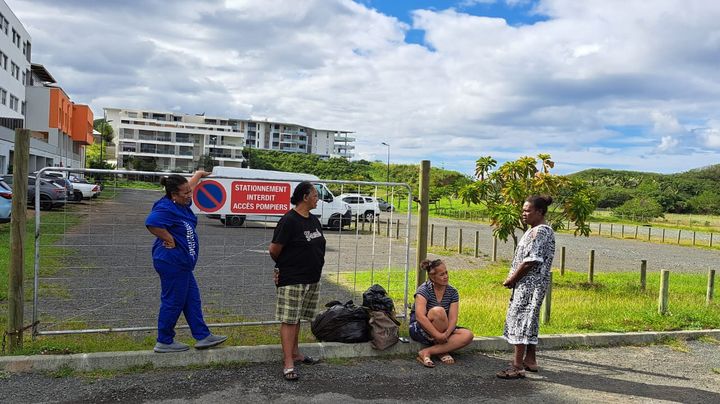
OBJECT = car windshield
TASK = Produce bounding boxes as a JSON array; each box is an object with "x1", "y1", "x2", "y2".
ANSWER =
[{"x1": 0, "y1": 180, "x2": 10, "y2": 191}]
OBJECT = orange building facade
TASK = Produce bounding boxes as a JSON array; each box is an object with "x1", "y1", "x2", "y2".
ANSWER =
[{"x1": 48, "y1": 87, "x2": 93, "y2": 145}]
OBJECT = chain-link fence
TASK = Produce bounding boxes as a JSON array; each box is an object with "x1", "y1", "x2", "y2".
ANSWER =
[{"x1": 31, "y1": 168, "x2": 412, "y2": 337}]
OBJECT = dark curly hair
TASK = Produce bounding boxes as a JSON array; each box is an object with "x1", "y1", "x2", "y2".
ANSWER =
[
  {"x1": 290, "y1": 181, "x2": 315, "y2": 205},
  {"x1": 160, "y1": 175, "x2": 188, "y2": 199},
  {"x1": 526, "y1": 195, "x2": 553, "y2": 216},
  {"x1": 420, "y1": 258, "x2": 444, "y2": 274}
]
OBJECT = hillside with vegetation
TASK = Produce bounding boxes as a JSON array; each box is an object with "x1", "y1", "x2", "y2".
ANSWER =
[{"x1": 571, "y1": 165, "x2": 720, "y2": 217}]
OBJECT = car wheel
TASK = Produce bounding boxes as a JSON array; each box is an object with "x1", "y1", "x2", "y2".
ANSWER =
[
  {"x1": 74, "y1": 191, "x2": 83, "y2": 201},
  {"x1": 219, "y1": 218, "x2": 226, "y2": 225},
  {"x1": 227, "y1": 215, "x2": 245, "y2": 227},
  {"x1": 40, "y1": 195, "x2": 53, "y2": 211},
  {"x1": 363, "y1": 211, "x2": 375, "y2": 222}
]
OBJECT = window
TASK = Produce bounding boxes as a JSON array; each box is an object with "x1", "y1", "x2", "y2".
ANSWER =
[
  {"x1": 9, "y1": 94, "x2": 18, "y2": 111},
  {"x1": 0, "y1": 14, "x2": 7, "y2": 35},
  {"x1": 0, "y1": 51, "x2": 5, "y2": 70},
  {"x1": 21, "y1": 101, "x2": 25, "y2": 115},
  {"x1": 0, "y1": 88, "x2": 6, "y2": 105},
  {"x1": 11, "y1": 28, "x2": 20, "y2": 48},
  {"x1": 10, "y1": 62, "x2": 19, "y2": 80},
  {"x1": 21, "y1": 71, "x2": 26, "y2": 85}
]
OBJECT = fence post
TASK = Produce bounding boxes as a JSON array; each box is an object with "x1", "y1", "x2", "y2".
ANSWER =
[
  {"x1": 598, "y1": 223, "x2": 601, "y2": 235},
  {"x1": 415, "y1": 160, "x2": 430, "y2": 287},
  {"x1": 458, "y1": 228, "x2": 463, "y2": 254},
  {"x1": 610, "y1": 223, "x2": 614, "y2": 237},
  {"x1": 647, "y1": 227, "x2": 651, "y2": 241},
  {"x1": 560, "y1": 246, "x2": 566, "y2": 276},
  {"x1": 588, "y1": 249, "x2": 595, "y2": 284},
  {"x1": 658, "y1": 269, "x2": 670, "y2": 315},
  {"x1": 386, "y1": 219, "x2": 391, "y2": 237},
  {"x1": 474, "y1": 231, "x2": 479, "y2": 258},
  {"x1": 692, "y1": 231, "x2": 696, "y2": 246},
  {"x1": 492, "y1": 236, "x2": 498, "y2": 262},
  {"x1": 541, "y1": 272, "x2": 553, "y2": 325},
  {"x1": 443, "y1": 226, "x2": 448, "y2": 249},
  {"x1": 8, "y1": 128, "x2": 29, "y2": 352},
  {"x1": 711, "y1": 233, "x2": 714, "y2": 248},
  {"x1": 707, "y1": 269, "x2": 715, "y2": 306},
  {"x1": 634, "y1": 225, "x2": 638, "y2": 239},
  {"x1": 640, "y1": 260, "x2": 647, "y2": 291},
  {"x1": 430, "y1": 224, "x2": 435, "y2": 247},
  {"x1": 396, "y1": 219, "x2": 400, "y2": 239},
  {"x1": 621, "y1": 224, "x2": 625, "y2": 238},
  {"x1": 662, "y1": 228, "x2": 665, "y2": 243},
  {"x1": 677, "y1": 230, "x2": 681, "y2": 244}
]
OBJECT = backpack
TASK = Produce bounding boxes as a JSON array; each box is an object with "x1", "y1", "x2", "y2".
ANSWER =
[
  {"x1": 368, "y1": 310, "x2": 400, "y2": 350},
  {"x1": 311, "y1": 300, "x2": 370, "y2": 343}
]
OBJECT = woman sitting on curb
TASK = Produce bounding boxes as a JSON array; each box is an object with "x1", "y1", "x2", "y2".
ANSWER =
[{"x1": 409, "y1": 259, "x2": 474, "y2": 367}]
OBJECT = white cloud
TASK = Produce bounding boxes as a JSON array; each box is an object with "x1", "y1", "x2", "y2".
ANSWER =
[{"x1": 7, "y1": 0, "x2": 720, "y2": 175}]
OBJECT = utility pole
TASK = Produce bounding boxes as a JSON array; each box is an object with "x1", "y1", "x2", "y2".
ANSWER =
[{"x1": 8, "y1": 128, "x2": 29, "y2": 351}]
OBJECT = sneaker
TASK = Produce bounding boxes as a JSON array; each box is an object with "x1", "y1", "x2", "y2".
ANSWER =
[
  {"x1": 153, "y1": 341, "x2": 190, "y2": 353},
  {"x1": 195, "y1": 334, "x2": 228, "y2": 350}
]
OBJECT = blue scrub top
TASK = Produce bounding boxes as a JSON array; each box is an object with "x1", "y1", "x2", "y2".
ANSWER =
[{"x1": 145, "y1": 196, "x2": 199, "y2": 271}]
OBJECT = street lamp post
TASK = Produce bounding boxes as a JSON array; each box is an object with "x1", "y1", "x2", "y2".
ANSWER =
[{"x1": 381, "y1": 142, "x2": 390, "y2": 200}]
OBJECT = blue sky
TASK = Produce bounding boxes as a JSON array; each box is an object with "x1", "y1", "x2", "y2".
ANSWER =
[{"x1": 8, "y1": 0, "x2": 720, "y2": 176}]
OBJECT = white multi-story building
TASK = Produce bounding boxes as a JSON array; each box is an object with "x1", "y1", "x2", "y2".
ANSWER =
[
  {"x1": 0, "y1": 0, "x2": 31, "y2": 174},
  {"x1": 104, "y1": 107, "x2": 354, "y2": 172}
]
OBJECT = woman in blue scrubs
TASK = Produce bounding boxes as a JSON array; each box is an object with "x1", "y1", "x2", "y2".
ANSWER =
[{"x1": 145, "y1": 171, "x2": 227, "y2": 353}]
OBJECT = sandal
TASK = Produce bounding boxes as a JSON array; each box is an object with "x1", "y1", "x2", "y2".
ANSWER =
[
  {"x1": 283, "y1": 367, "x2": 299, "y2": 381},
  {"x1": 297, "y1": 355, "x2": 320, "y2": 365},
  {"x1": 439, "y1": 354, "x2": 455, "y2": 365},
  {"x1": 523, "y1": 363, "x2": 539, "y2": 372},
  {"x1": 416, "y1": 355, "x2": 435, "y2": 368},
  {"x1": 496, "y1": 366, "x2": 525, "y2": 379}
]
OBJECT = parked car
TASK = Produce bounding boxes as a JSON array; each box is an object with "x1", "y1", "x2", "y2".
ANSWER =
[
  {"x1": 2, "y1": 175, "x2": 67, "y2": 210},
  {"x1": 338, "y1": 193, "x2": 381, "y2": 221},
  {"x1": 35, "y1": 171, "x2": 81, "y2": 201},
  {"x1": 68, "y1": 176, "x2": 101, "y2": 199},
  {"x1": 376, "y1": 197, "x2": 395, "y2": 212},
  {"x1": 0, "y1": 179, "x2": 11, "y2": 223}
]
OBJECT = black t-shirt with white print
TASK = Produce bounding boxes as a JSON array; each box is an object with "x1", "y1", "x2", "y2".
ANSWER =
[{"x1": 272, "y1": 209, "x2": 326, "y2": 287}]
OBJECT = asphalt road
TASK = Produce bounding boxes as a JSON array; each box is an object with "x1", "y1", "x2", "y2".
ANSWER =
[{"x1": 3, "y1": 340, "x2": 719, "y2": 403}]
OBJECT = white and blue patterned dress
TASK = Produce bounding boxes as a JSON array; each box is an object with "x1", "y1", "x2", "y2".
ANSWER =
[{"x1": 503, "y1": 224, "x2": 555, "y2": 345}]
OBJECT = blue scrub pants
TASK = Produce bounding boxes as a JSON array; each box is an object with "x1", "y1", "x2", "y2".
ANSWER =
[{"x1": 155, "y1": 265, "x2": 211, "y2": 344}]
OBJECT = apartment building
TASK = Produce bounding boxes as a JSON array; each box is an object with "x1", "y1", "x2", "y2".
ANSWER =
[
  {"x1": 0, "y1": 1, "x2": 93, "y2": 174},
  {"x1": 104, "y1": 107, "x2": 355, "y2": 172},
  {"x1": 0, "y1": 0, "x2": 30, "y2": 174}
]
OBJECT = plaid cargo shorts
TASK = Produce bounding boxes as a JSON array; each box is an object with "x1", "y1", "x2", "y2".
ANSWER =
[{"x1": 275, "y1": 282, "x2": 320, "y2": 324}]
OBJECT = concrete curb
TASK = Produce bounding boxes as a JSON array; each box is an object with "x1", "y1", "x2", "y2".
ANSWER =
[{"x1": 2, "y1": 329, "x2": 719, "y2": 373}]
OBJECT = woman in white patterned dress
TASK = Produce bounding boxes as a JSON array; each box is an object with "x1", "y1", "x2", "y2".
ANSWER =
[{"x1": 497, "y1": 195, "x2": 555, "y2": 379}]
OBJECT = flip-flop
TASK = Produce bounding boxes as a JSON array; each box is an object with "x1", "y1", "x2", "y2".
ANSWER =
[
  {"x1": 416, "y1": 355, "x2": 435, "y2": 368},
  {"x1": 496, "y1": 366, "x2": 525, "y2": 379},
  {"x1": 283, "y1": 367, "x2": 299, "y2": 381},
  {"x1": 298, "y1": 355, "x2": 320, "y2": 365},
  {"x1": 439, "y1": 354, "x2": 455, "y2": 365}
]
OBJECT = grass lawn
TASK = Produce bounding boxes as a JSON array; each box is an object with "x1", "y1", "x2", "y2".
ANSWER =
[{"x1": 340, "y1": 263, "x2": 720, "y2": 336}]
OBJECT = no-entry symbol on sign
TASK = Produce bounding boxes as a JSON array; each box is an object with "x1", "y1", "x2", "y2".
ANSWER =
[
  {"x1": 193, "y1": 180, "x2": 227, "y2": 213},
  {"x1": 231, "y1": 181, "x2": 291, "y2": 214}
]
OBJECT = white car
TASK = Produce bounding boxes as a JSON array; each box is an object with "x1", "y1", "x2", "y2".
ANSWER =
[
  {"x1": 69, "y1": 177, "x2": 101, "y2": 199},
  {"x1": 338, "y1": 193, "x2": 381, "y2": 222}
]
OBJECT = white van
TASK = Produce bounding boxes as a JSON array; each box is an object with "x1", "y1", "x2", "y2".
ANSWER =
[{"x1": 196, "y1": 167, "x2": 352, "y2": 229}]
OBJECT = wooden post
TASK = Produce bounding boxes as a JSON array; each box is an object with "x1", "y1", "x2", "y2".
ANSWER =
[
  {"x1": 658, "y1": 269, "x2": 670, "y2": 315},
  {"x1": 9, "y1": 128, "x2": 29, "y2": 351},
  {"x1": 692, "y1": 231, "x2": 696, "y2": 246},
  {"x1": 474, "y1": 231, "x2": 479, "y2": 258},
  {"x1": 415, "y1": 160, "x2": 430, "y2": 287},
  {"x1": 707, "y1": 269, "x2": 715, "y2": 305},
  {"x1": 588, "y1": 249, "x2": 595, "y2": 284},
  {"x1": 386, "y1": 218, "x2": 390, "y2": 237},
  {"x1": 610, "y1": 223, "x2": 614, "y2": 237},
  {"x1": 560, "y1": 246, "x2": 566, "y2": 275},
  {"x1": 458, "y1": 228, "x2": 463, "y2": 254},
  {"x1": 621, "y1": 224, "x2": 625, "y2": 238},
  {"x1": 711, "y1": 233, "x2": 714, "y2": 248},
  {"x1": 677, "y1": 230, "x2": 681, "y2": 244},
  {"x1": 443, "y1": 226, "x2": 448, "y2": 250},
  {"x1": 598, "y1": 223, "x2": 601, "y2": 235},
  {"x1": 662, "y1": 228, "x2": 665, "y2": 243},
  {"x1": 395, "y1": 219, "x2": 400, "y2": 239},
  {"x1": 640, "y1": 260, "x2": 647, "y2": 291},
  {"x1": 492, "y1": 236, "x2": 498, "y2": 262},
  {"x1": 430, "y1": 223, "x2": 435, "y2": 247},
  {"x1": 647, "y1": 227, "x2": 651, "y2": 241},
  {"x1": 634, "y1": 225, "x2": 638, "y2": 239},
  {"x1": 541, "y1": 272, "x2": 553, "y2": 324},
  {"x1": 361, "y1": 217, "x2": 365, "y2": 232}
]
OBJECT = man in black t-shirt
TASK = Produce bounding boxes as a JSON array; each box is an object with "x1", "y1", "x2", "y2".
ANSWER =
[{"x1": 269, "y1": 181, "x2": 326, "y2": 381}]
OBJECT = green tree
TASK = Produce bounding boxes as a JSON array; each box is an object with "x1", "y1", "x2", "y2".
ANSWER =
[
  {"x1": 195, "y1": 154, "x2": 219, "y2": 171},
  {"x1": 613, "y1": 197, "x2": 664, "y2": 221},
  {"x1": 92, "y1": 119, "x2": 114, "y2": 166},
  {"x1": 687, "y1": 190, "x2": 720, "y2": 215},
  {"x1": 459, "y1": 154, "x2": 597, "y2": 246}
]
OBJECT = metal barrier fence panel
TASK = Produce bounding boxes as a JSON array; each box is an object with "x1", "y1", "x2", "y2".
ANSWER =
[{"x1": 32, "y1": 168, "x2": 412, "y2": 336}]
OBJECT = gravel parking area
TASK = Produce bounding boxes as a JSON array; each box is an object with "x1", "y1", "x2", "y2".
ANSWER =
[{"x1": 3, "y1": 340, "x2": 719, "y2": 403}]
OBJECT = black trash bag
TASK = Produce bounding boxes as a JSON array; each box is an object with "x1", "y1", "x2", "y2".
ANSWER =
[
  {"x1": 362, "y1": 284, "x2": 395, "y2": 313},
  {"x1": 311, "y1": 300, "x2": 370, "y2": 343}
]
